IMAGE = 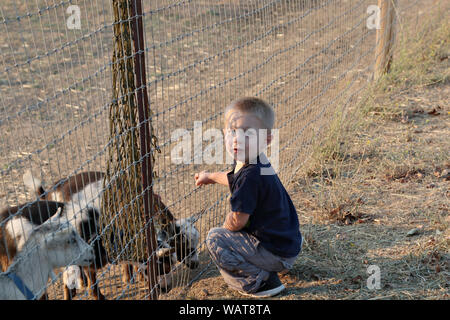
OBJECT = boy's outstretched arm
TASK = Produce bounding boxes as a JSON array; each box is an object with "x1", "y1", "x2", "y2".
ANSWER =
[{"x1": 195, "y1": 171, "x2": 229, "y2": 187}]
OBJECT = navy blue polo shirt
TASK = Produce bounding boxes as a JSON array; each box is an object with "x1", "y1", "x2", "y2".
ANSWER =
[{"x1": 226, "y1": 155, "x2": 302, "y2": 258}]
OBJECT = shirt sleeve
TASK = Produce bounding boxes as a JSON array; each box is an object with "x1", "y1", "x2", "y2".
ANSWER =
[{"x1": 229, "y1": 174, "x2": 259, "y2": 215}]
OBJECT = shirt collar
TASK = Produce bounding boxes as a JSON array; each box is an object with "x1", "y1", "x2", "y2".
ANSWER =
[{"x1": 227, "y1": 154, "x2": 268, "y2": 191}]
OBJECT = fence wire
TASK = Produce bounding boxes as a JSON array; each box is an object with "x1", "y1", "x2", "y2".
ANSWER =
[{"x1": 0, "y1": 0, "x2": 445, "y2": 300}]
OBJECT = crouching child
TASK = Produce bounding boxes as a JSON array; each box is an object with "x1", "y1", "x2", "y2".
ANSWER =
[{"x1": 194, "y1": 97, "x2": 302, "y2": 297}]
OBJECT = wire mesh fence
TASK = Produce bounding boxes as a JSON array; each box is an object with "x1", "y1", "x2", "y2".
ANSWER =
[{"x1": 0, "y1": 0, "x2": 443, "y2": 300}]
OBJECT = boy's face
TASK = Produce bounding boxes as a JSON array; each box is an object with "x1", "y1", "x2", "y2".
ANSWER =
[{"x1": 224, "y1": 109, "x2": 272, "y2": 163}]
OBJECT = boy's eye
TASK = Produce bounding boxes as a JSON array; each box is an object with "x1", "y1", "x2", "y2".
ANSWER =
[
  {"x1": 226, "y1": 128, "x2": 258, "y2": 138},
  {"x1": 245, "y1": 129, "x2": 256, "y2": 136}
]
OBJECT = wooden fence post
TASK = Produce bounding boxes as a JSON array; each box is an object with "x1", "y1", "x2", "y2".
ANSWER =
[{"x1": 374, "y1": 0, "x2": 398, "y2": 80}]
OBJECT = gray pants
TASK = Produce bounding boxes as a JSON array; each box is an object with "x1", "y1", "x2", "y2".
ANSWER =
[{"x1": 206, "y1": 227, "x2": 298, "y2": 293}]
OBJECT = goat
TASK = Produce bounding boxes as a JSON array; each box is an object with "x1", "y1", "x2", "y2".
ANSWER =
[
  {"x1": 0, "y1": 201, "x2": 64, "y2": 272},
  {"x1": 0, "y1": 209, "x2": 94, "y2": 300},
  {"x1": 23, "y1": 170, "x2": 200, "y2": 294},
  {"x1": 0, "y1": 200, "x2": 107, "y2": 300},
  {"x1": 158, "y1": 216, "x2": 200, "y2": 269},
  {"x1": 122, "y1": 213, "x2": 201, "y2": 287},
  {"x1": 23, "y1": 171, "x2": 108, "y2": 299}
]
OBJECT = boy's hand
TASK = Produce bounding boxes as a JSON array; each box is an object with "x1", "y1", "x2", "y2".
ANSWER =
[
  {"x1": 195, "y1": 171, "x2": 229, "y2": 187},
  {"x1": 195, "y1": 171, "x2": 215, "y2": 186}
]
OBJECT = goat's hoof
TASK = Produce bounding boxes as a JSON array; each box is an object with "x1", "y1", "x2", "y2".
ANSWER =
[
  {"x1": 158, "y1": 284, "x2": 171, "y2": 294},
  {"x1": 94, "y1": 293, "x2": 106, "y2": 300},
  {"x1": 39, "y1": 292, "x2": 49, "y2": 300},
  {"x1": 80, "y1": 271, "x2": 89, "y2": 288}
]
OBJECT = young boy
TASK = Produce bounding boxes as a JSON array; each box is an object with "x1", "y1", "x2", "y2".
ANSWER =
[{"x1": 194, "y1": 97, "x2": 302, "y2": 297}]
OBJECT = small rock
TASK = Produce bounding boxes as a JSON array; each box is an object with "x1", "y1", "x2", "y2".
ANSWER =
[
  {"x1": 427, "y1": 108, "x2": 440, "y2": 116},
  {"x1": 201, "y1": 289, "x2": 210, "y2": 296},
  {"x1": 440, "y1": 169, "x2": 450, "y2": 180},
  {"x1": 350, "y1": 275, "x2": 363, "y2": 284},
  {"x1": 406, "y1": 228, "x2": 420, "y2": 237}
]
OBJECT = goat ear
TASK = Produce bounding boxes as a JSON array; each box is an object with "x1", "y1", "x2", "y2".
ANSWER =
[
  {"x1": 39, "y1": 207, "x2": 62, "y2": 229},
  {"x1": 185, "y1": 215, "x2": 196, "y2": 224},
  {"x1": 41, "y1": 223, "x2": 65, "y2": 243},
  {"x1": 49, "y1": 207, "x2": 63, "y2": 224},
  {"x1": 185, "y1": 209, "x2": 204, "y2": 224}
]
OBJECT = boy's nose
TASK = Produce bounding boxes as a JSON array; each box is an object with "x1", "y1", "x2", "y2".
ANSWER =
[
  {"x1": 233, "y1": 138, "x2": 246, "y2": 149},
  {"x1": 234, "y1": 131, "x2": 247, "y2": 143}
]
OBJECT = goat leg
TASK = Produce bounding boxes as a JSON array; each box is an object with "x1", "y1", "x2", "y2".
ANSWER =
[
  {"x1": 86, "y1": 266, "x2": 105, "y2": 300},
  {"x1": 133, "y1": 265, "x2": 146, "y2": 281},
  {"x1": 80, "y1": 267, "x2": 89, "y2": 288},
  {"x1": 63, "y1": 286, "x2": 77, "y2": 300},
  {"x1": 122, "y1": 263, "x2": 139, "y2": 284},
  {"x1": 39, "y1": 292, "x2": 49, "y2": 300}
]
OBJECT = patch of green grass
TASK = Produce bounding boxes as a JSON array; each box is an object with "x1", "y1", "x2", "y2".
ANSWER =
[
  {"x1": 310, "y1": 109, "x2": 347, "y2": 166},
  {"x1": 392, "y1": 16, "x2": 449, "y2": 87}
]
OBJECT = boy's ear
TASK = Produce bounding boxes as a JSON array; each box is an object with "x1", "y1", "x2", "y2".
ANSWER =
[{"x1": 266, "y1": 132, "x2": 273, "y2": 145}]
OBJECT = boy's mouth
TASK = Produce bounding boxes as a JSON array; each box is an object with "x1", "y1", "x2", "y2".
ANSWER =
[{"x1": 233, "y1": 147, "x2": 243, "y2": 155}]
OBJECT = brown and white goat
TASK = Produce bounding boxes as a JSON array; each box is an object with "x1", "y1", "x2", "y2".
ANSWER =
[
  {"x1": 23, "y1": 170, "x2": 200, "y2": 294},
  {"x1": 0, "y1": 200, "x2": 106, "y2": 299},
  {"x1": 1, "y1": 201, "x2": 64, "y2": 272},
  {"x1": 0, "y1": 208, "x2": 94, "y2": 300}
]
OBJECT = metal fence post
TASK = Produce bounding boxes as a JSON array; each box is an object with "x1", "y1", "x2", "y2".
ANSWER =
[{"x1": 130, "y1": 0, "x2": 158, "y2": 300}]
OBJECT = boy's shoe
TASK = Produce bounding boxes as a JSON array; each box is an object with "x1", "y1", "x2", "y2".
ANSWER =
[{"x1": 239, "y1": 272, "x2": 285, "y2": 298}]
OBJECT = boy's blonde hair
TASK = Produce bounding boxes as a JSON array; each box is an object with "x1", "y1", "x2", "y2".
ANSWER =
[{"x1": 225, "y1": 97, "x2": 275, "y2": 130}]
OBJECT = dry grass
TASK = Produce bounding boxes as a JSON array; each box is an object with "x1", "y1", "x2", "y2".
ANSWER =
[{"x1": 286, "y1": 6, "x2": 449, "y2": 300}]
